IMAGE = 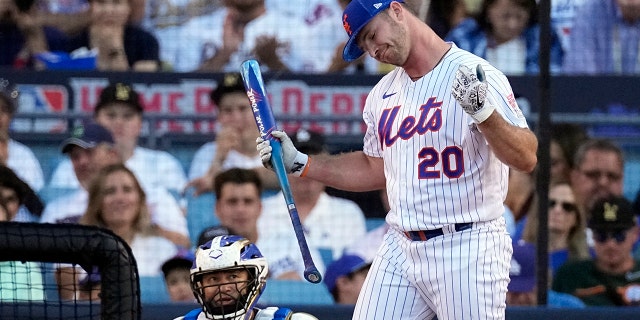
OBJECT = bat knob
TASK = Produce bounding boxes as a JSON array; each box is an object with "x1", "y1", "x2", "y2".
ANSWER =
[
  {"x1": 304, "y1": 269, "x2": 323, "y2": 284},
  {"x1": 476, "y1": 64, "x2": 486, "y2": 82}
]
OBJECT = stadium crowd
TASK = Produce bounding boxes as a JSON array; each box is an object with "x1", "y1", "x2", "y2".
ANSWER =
[{"x1": 1, "y1": 0, "x2": 639, "y2": 75}]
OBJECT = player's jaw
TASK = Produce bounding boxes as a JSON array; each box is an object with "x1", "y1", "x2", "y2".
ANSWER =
[
  {"x1": 367, "y1": 41, "x2": 403, "y2": 66},
  {"x1": 374, "y1": 29, "x2": 409, "y2": 66},
  {"x1": 372, "y1": 45, "x2": 391, "y2": 64}
]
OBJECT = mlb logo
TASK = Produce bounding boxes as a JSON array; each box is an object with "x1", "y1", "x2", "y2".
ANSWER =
[
  {"x1": 16, "y1": 84, "x2": 67, "y2": 112},
  {"x1": 11, "y1": 84, "x2": 68, "y2": 133}
]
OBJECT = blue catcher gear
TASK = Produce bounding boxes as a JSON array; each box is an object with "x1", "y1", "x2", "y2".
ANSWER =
[{"x1": 190, "y1": 235, "x2": 268, "y2": 320}]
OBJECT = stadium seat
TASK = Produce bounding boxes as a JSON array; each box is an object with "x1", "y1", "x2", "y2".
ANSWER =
[
  {"x1": 28, "y1": 144, "x2": 65, "y2": 185},
  {"x1": 37, "y1": 186, "x2": 80, "y2": 205},
  {"x1": 185, "y1": 193, "x2": 218, "y2": 245},
  {"x1": 365, "y1": 218, "x2": 386, "y2": 231},
  {"x1": 139, "y1": 276, "x2": 171, "y2": 304},
  {"x1": 259, "y1": 279, "x2": 334, "y2": 306},
  {"x1": 317, "y1": 248, "x2": 334, "y2": 269}
]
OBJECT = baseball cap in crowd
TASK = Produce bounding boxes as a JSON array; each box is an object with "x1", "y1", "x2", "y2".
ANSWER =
[
  {"x1": 61, "y1": 122, "x2": 114, "y2": 154},
  {"x1": 323, "y1": 254, "x2": 372, "y2": 292},
  {"x1": 196, "y1": 225, "x2": 233, "y2": 247},
  {"x1": 290, "y1": 128, "x2": 327, "y2": 155},
  {"x1": 588, "y1": 196, "x2": 636, "y2": 231},
  {"x1": 95, "y1": 83, "x2": 144, "y2": 114},
  {"x1": 162, "y1": 247, "x2": 196, "y2": 277},
  {"x1": 508, "y1": 241, "x2": 536, "y2": 293},
  {"x1": 210, "y1": 73, "x2": 246, "y2": 106},
  {"x1": 342, "y1": 0, "x2": 405, "y2": 61}
]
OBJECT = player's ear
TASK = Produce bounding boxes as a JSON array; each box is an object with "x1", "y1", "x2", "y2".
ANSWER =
[{"x1": 389, "y1": 1, "x2": 404, "y2": 19}]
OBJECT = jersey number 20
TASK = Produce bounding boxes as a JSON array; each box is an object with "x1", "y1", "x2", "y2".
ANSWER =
[{"x1": 418, "y1": 146, "x2": 464, "y2": 179}]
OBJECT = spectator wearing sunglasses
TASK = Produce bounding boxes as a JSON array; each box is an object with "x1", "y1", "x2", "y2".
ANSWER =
[
  {"x1": 522, "y1": 181, "x2": 590, "y2": 274},
  {"x1": 570, "y1": 139, "x2": 625, "y2": 223},
  {"x1": 553, "y1": 196, "x2": 640, "y2": 306}
]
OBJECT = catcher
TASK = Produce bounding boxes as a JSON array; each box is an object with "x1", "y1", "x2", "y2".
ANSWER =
[{"x1": 174, "y1": 235, "x2": 318, "y2": 320}]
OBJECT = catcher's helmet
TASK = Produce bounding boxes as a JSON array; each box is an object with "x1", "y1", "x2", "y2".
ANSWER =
[{"x1": 190, "y1": 235, "x2": 268, "y2": 320}]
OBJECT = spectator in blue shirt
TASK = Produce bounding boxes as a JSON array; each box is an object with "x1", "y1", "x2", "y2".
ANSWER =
[
  {"x1": 445, "y1": 0, "x2": 564, "y2": 75},
  {"x1": 563, "y1": 0, "x2": 640, "y2": 74},
  {"x1": 508, "y1": 240, "x2": 586, "y2": 308}
]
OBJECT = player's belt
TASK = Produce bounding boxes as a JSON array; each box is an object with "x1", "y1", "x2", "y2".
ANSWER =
[{"x1": 404, "y1": 223, "x2": 473, "y2": 241}]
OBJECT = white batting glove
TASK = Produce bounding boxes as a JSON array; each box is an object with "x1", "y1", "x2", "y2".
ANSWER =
[
  {"x1": 451, "y1": 64, "x2": 495, "y2": 124},
  {"x1": 256, "y1": 130, "x2": 310, "y2": 176}
]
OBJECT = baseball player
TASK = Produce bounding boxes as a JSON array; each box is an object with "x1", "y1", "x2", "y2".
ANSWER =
[
  {"x1": 174, "y1": 235, "x2": 318, "y2": 320},
  {"x1": 256, "y1": 0, "x2": 538, "y2": 319}
]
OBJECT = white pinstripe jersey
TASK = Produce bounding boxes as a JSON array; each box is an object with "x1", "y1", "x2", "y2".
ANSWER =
[{"x1": 362, "y1": 44, "x2": 529, "y2": 231}]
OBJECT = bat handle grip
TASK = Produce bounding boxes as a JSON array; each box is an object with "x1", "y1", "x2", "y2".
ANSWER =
[{"x1": 268, "y1": 138, "x2": 289, "y2": 187}]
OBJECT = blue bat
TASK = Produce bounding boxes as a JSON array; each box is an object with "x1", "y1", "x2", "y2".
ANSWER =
[{"x1": 240, "y1": 60, "x2": 322, "y2": 284}]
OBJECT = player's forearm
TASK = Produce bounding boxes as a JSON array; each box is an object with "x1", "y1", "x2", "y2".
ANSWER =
[
  {"x1": 305, "y1": 151, "x2": 385, "y2": 192},
  {"x1": 479, "y1": 112, "x2": 538, "y2": 173}
]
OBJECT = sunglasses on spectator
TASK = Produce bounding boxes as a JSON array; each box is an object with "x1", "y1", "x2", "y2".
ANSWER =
[
  {"x1": 593, "y1": 229, "x2": 629, "y2": 243},
  {"x1": 579, "y1": 169, "x2": 622, "y2": 182},
  {"x1": 548, "y1": 199, "x2": 577, "y2": 212}
]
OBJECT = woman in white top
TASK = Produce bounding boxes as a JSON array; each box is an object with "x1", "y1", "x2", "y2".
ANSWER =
[{"x1": 57, "y1": 163, "x2": 177, "y2": 300}]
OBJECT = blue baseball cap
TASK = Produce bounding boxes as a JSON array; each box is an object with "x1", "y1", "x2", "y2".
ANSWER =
[
  {"x1": 61, "y1": 122, "x2": 114, "y2": 154},
  {"x1": 508, "y1": 241, "x2": 536, "y2": 293},
  {"x1": 342, "y1": 0, "x2": 405, "y2": 62},
  {"x1": 323, "y1": 254, "x2": 371, "y2": 292}
]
